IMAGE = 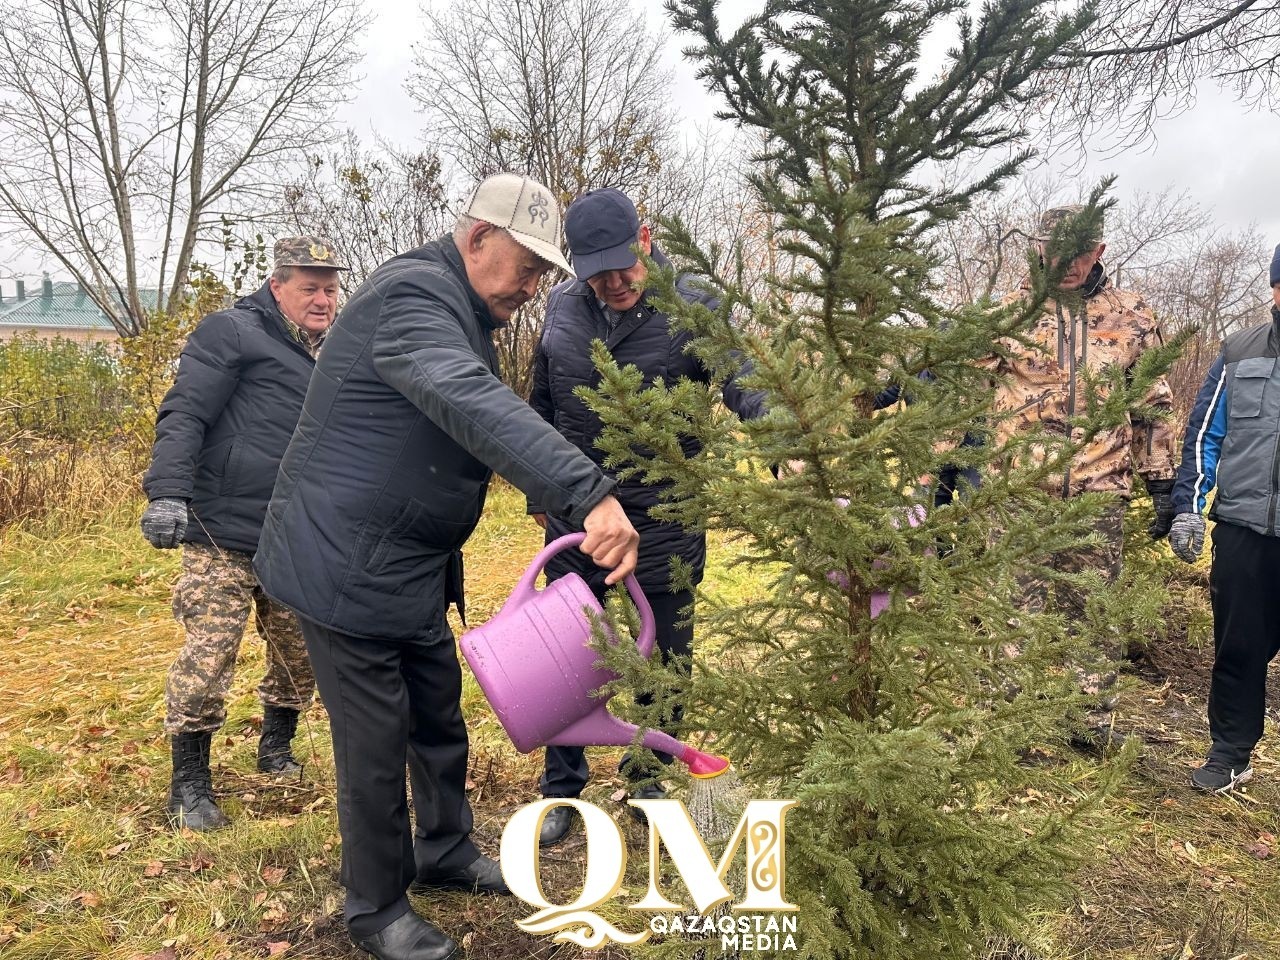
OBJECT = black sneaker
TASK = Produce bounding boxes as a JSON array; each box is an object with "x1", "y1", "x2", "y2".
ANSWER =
[{"x1": 1190, "y1": 760, "x2": 1253, "y2": 794}]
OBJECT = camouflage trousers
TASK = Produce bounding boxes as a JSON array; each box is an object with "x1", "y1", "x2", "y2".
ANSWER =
[
  {"x1": 164, "y1": 543, "x2": 315, "y2": 735},
  {"x1": 1013, "y1": 502, "x2": 1126, "y2": 703}
]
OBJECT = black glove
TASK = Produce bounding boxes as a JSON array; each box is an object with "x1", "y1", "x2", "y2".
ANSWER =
[
  {"x1": 140, "y1": 497, "x2": 189, "y2": 549},
  {"x1": 1146, "y1": 479, "x2": 1176, "y2": 540}
]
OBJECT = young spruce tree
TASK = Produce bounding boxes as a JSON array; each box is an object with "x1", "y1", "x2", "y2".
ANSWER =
[{"x1": 583, "y1": 2, "x2": 1185, "y2": 958}]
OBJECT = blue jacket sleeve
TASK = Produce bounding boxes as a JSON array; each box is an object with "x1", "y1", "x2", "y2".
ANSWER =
[{"x1": 1171, "y1": 353, "x2": 1228, "y2": 515}]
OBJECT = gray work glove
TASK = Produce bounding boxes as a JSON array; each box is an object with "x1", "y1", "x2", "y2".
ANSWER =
[
  {"x1": 140, "y1": 497, "x2": 188, "y2": 549},
  {"x1": 1146, "y1": 478, "x2": 1176, "y2": 540},
  {"x1": 1168, "y1": 512, "x2": 1205, "y2": 564}
]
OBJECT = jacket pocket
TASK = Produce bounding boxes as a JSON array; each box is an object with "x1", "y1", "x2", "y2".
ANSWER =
[
  {"x1": 367, "y1": 497, "x2": 476, "y2": 575},
  {"x1": 1228, "y1": 357, "x2": 1273, "y2": 419},
  {"x1": 218, "y1": 438, "x2": 242, "y2": 495}
]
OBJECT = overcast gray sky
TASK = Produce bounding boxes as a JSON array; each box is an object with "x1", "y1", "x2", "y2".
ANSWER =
[
  {"x1": 7, "y1": 0, "x2": 1278, "y2": 281},
  {"x1": 340, "y1": 0, "x2": 1280, "y2": 253}
]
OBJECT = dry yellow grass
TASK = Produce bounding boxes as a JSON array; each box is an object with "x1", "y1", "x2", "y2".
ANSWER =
[{"x1": 1, "y1": 484, "x2": 1278, "y2": 959}]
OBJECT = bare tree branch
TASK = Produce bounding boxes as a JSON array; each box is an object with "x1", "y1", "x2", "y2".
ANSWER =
[
  {"x1": 0, "y1": 0, "x2": 370, "y2": 334},
  {"x1": 1074, "y1": 0, "x2": 1262, "y2": 57},
  {"x1": 1028, "y1": 0, "x2": 1280, "y2": 151}
]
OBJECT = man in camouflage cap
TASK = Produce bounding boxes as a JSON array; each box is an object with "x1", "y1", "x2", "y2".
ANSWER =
[
  {"x1": 983, "y1": 204, "x2": 1178, "y2": 752},
  {"x1": 139, "y1": 236, "x2": 347, "y2": 830}
]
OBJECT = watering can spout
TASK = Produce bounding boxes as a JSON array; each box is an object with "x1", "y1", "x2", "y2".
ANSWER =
[
  {"x1": 545, "y1": 709, "x2": 726, "y2": 778},
  {"x1": 546, "y1": 706, "x2": 643, "y2": 749}
]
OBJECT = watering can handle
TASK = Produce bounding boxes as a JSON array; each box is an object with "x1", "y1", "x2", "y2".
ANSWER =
[{"x1": 505, "y1": 532, "x2": 657, "y2": 659}]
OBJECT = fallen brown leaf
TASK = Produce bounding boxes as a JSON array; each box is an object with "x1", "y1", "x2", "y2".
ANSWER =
[
  {"x1": 73, "y1": 890, "x2": 102, "y2": 908},
  {"x1": 266, "y1": 941, "x2": 291, "y2": 956},
  {"x1": 188, "y1": 853, "x2": 214, "y2": 872},
  {"x1": 144, "y1": 861, "x2": 165, "y2": 878},
  {"x1": 261, "y1": 865, "x2": 287, "y2": 885},
  {"x1": 139, "y1": 948, "x2": 178, "y2": 960},
  {"x1": 103, "y1": 842, "x2": 130, "y2": 858},
  {"x1": 1245, "y1": 841, "x2": 1271, "y2": 860}
]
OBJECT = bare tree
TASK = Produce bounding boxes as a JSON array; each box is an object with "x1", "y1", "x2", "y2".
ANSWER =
[
  {"x1": 930, "y1": 170, "x2": 1059, "y2": 305},
  {"x1": 282, "y1": 132, "x2": 452, "y2": 286},
  {"x1": 1153, "y1": 226, "x2": 1271, "y2": 341},
  {"x1": 408, "y1": 0, "x2": 675, "y2": 205},
  {"x1": 1148, "y1": 226, "x2": 1271, "y2": 420},
  {"x1": 406, "y1": 0, "x2": 682, "y2": 395},
  {"x1": 1032, "y1": 0, "x2": 1280, "y2": 150},
  {"x1": 646, "y1": 126, "x2": 779, "y2": 299},
  {"x1": 0, "y1": 0, "x2": 369, "y2": 335}
]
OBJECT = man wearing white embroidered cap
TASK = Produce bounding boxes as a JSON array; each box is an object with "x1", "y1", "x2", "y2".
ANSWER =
[
  {"x1": 255, "y1": 171, "x2": 638, "y2": 960},
  {"x1": 459, "y1": 171, "x2": 573, "y2": 273}
]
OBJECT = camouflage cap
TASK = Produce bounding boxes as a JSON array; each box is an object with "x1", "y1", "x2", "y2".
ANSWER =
[
  {"x1": 1034, "y1": 205, "x2": 1105, "y2": 243},
  {"x1": 273, "y1": 236, "x2": 349, "y2": 271}
]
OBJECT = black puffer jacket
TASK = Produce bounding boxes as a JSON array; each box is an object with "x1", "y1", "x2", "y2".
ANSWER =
[
  {"x1": 143, "y1": 282, "x2": 315, "y2": 554},
  {"x1": 530, "y1": 244, "x2": 765, "y2": 590},
  {"x1": 254, "y1": 236, "x2": 615, "y2": 642}
]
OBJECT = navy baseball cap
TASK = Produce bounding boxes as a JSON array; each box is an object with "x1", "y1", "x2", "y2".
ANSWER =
[
  {"x1": 1271, "y1": 244, "x2": 1280, "y2": 287},
  {"x1": 564, "y1": 188, "x2": 642, "y2": 280}
]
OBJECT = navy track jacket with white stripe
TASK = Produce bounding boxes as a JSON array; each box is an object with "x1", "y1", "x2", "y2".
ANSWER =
[{"x1": 1172, "y1": 306, "x2": 1280, "y2": 536}]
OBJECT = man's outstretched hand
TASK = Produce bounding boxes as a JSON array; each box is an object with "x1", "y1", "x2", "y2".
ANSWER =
[{"x1": 580, "y1": 496, "x2": 640, "y2": 585}]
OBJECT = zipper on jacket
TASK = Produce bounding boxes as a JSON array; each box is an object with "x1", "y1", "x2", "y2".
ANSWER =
[
  {"x1": 1061, "y1": 302, "x2": 1079, "y2": 499},
  {"x1": 1056, "y1": 304, "x2": 1065, "y2": 367},
  {"x1": 1079, "y1": 303, "x2": 1088, "y2": 368},
  {"x1": 1268, "y1": 412, "x2": 1280, "y2": 535}
]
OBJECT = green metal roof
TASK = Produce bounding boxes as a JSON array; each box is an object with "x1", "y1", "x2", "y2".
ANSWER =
[{"x1": 0, "y1": 281, "x2": 160, "y2": 332}]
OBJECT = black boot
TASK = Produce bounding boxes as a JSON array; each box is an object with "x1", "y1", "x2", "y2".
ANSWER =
[
  {"x1": 167, "y1": 731, "x2": 230, "y2": 831},
  {"x1": 257, "y1": 706, "x2": 303, "y2": 776}
]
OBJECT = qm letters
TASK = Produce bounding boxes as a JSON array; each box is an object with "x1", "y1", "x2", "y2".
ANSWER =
[{"x1": 500, "y1": 797, "x2": 799, "y2": 950}]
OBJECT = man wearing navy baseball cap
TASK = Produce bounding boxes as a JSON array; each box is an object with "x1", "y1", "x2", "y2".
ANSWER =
[
  {"x1": 1166, "y1": 242, "x2": 1280, "y2": 793},
  {"x1": 524, "y1": 188, "x2": 767, "y2": 845}
]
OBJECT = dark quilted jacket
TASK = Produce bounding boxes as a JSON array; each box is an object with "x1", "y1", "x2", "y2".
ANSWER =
[
  {"x1": 529, "y1": 244, "x2": 765, "y2": 590},
  {"x1": 143, "y1": 282, "x2": 315, "y2": 554}
]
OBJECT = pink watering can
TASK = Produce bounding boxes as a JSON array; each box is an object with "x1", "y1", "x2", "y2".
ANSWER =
[
  {"x1": 460, "y1": 533, "x2": 728, "y2": 777},
  {"x1": 827, "y1": 501, "x2": 927, "y2": 617}
]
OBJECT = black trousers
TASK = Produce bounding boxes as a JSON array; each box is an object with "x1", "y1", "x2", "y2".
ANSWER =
[
  {"x1": 299, "y1": 616, "x2": 479, "y2": 939},
  {"x1": 540, "y1": 585, "x2": 695, "y2": 798},
  {"x1": 1208, "y1": 521, "x2": 1280, "y2": 767}
]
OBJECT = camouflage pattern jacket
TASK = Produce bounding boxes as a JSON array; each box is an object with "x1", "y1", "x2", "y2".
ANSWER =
[{"x1": 986, "y1": 266, "x2": 1177, "y2": 499}]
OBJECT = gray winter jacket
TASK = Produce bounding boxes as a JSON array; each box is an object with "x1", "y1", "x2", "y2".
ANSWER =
[{"x1": 1173, "y1": 307, "x2": 1280, "y2": 535}]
